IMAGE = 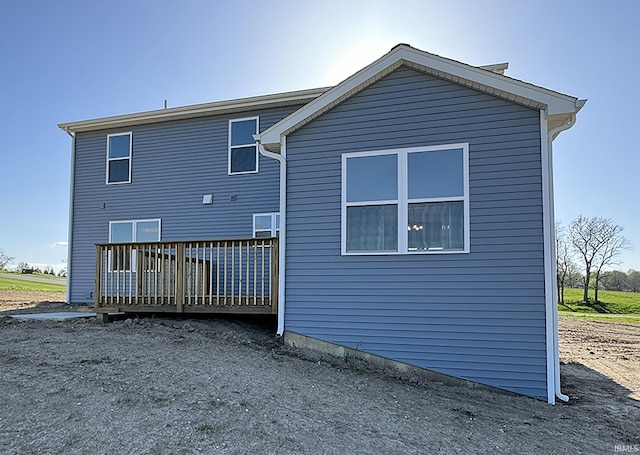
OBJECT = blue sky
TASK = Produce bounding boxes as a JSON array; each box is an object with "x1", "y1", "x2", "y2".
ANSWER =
[{"x1": 0, "y1": 0, "x2": 638, "y2": 272}]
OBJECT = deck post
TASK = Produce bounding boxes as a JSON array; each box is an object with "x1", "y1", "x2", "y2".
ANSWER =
[
  {"x1": 176, "y1": 243, "x2": 185, "y2": 313},
  {"x1": 271, "y1": 238, "x2": 279, "y2": 314},
  {"x1": 136, "y1": 245, "x2": 143, "y2": 305},
  {"x1": 95, "y1": 312, "x2": 110, "y2": 323},
  {"x1": 94, "y1": 245, "x2": 102, "y2": 310}
]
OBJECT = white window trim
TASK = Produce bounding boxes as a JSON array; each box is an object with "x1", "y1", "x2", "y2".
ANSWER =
[
  {"x1": 228, "y1": 117, "x2": 259, "y2": 175},
  {"x1": 106, "y1": 132, "x2": 132, "y2": 185},
  {"x1": 108, "y1": 218, "x2": 162, "y2": 271},
  {"x1": 108, "y1": 218, "x2": 162, "y2": 243},
  {"x1": 341, "y1": 143, "x2": 470, "y2": 255},
  {"x1": 253, "y1": 212, "x2": 280, "y2": 237}
]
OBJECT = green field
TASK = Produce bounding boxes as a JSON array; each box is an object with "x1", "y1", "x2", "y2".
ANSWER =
[
  {"x1": 558, "y1": 287, "x2": 640, "y2": 324},
  {"x1": 0, "y1": 275, "x2": 66, "y2": 293},
  {"x1": 559, "y1": 288, "x2": 640, "y2": 314}
]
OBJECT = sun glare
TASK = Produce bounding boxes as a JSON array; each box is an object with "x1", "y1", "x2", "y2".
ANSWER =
[{"x1": 319, "y1": 39, "x2": 394, "y2": 86}]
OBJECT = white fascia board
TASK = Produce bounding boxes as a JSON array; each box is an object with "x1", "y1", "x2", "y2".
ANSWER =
[
  {"x1": 260, "y1": 45, "x2": 580, "y2": 148},
  {"x1": 58, "y1": 87, "x2": 330, "y2": 134},
  {"x1": 402, "y1": 46, "x2": 579, "y2": 115}
]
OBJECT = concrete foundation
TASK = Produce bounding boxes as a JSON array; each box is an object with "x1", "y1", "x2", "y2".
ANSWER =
[{"x1": 284, "y1": 330, "x2": 502, "y2": 393}]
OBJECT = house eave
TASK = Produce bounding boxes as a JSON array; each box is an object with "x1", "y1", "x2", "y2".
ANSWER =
[
  {"x1": 258, "y1": 45, "x2": 583, "y2": 149},
  {"x1": 58, "y1": 87, "x2": 331, "y2": 134}
]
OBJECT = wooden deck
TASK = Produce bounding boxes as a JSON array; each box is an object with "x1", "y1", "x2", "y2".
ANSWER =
[{"x1": 94, "y1": 237, "x2": 278, "y2": 315}]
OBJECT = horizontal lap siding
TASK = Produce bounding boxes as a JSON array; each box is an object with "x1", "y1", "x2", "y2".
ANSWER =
[
  {"x1": 70, "y1": 106, "x2": 299, "y2": 302},
  {"x1": 285, "y1": 67, "x2": 548, "y2": 399}
]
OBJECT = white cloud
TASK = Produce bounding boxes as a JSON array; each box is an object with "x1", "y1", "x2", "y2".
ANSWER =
[{"x1": 51, "y1": 241, "x2": 68, "y2": 247}]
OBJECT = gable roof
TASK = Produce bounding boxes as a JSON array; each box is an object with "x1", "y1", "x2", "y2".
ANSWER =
[
  {"x1": 258, "y1": 44, "x2": 585, "y2": 150},
  {"x1": 58, "y1": 87, "x2": 330, "y2": 134}
]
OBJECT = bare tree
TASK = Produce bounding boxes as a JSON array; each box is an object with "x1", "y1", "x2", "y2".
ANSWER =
[
  {"x1": 556, "y1": 222, "x2": 576, "y2": 304},
  {"x1": 592, "y1": 225, "x2": 630, "y2": 302},
  {"x1": 569, "y1": 216, "x2": 630, "y2": 302},
  {"x1": 0, "y1": 249, "x2": 14, "y2": 270}
]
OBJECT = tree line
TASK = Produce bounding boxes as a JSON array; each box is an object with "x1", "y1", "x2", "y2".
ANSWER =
[
  {"x1": 557, "y1": 216, "x2": 633, "y2": 303},
  {"x1": 0, "y1": 249, "x2": 66, "y2": 277}
]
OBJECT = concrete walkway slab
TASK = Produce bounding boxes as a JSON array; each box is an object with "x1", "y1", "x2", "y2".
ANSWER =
[{"x1": 10, "y1": 312, "x2": 97, "y2": 321}]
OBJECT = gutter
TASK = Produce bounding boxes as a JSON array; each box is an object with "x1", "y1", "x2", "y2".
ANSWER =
[
  {"x1": 255, "y1": 135, "x2": 287, "y2": 336},
  {"x1": 63, "y1": 127, "x2": 75, "y2": 304},
  {"x1": 542, "y1": 109, "x2": 579, "y2": 403}
]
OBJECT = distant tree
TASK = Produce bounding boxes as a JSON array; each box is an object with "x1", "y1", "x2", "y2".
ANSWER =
[
  {"x1": 566, "y1": 270, "x2": 584, "y2": 288},
  {"x1": 16, "y1": 261, "x2": 30, "y2": 272},
  {"x1": 569, "y1": 216, "x2": 630, "y2": 302},
  {"x1": 628, "y1": 269, "x2": 640, "y2": 293},
  {"x1": 0, "y1": 249, "x2": 14, "y2": 270},
  {"x1": 556, "y1": 223, "x2": 576, "y2": 304},
  {"x1": 600, "y1": 270, "x2": 630, "y2": 292}
]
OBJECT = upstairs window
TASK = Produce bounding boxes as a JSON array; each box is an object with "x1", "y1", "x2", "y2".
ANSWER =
[
  {"x1": 342, "y1": 144, "x2": 469, "y2": 255},
  {"x1": 229, "y1": 117, "x2": 259, "y2": 174},
  {"x1": 106, "y1": 132, "x2": 132, "y2": 184},
  {"x1": 253, "y1": 213, "x2": 280, "y2": 238}
]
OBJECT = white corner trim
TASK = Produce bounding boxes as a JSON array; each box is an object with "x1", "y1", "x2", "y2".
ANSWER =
[
  {"x1": 540, "y1": 110, "x2": 557, "y2": 404},
  {"x1": 65, "y1": 131, "x2": 76, "y2": 303}
]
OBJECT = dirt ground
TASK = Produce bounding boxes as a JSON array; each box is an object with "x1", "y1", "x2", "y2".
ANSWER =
[{"x1": 0, "y1": 292, "x2": 638, "y2": 454}]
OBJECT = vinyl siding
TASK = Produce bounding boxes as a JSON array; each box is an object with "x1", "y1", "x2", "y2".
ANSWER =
[
  {"x1": 69, "y1": 106, "x2": 299, "y2": 303},
  {"x1": 284, "y1": 66, "x2": 548, "y2": 400}
]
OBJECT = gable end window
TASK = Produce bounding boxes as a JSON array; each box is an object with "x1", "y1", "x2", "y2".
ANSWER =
[
  {"x1": 229, "y1": 117, "x2": 259, "y2": 175},
  {"x1": 342, "y1": 144, "x2": 469, "y2": 255},
  {"x1": 106, "y1": 132, "x2": 132, "y2": 184}
]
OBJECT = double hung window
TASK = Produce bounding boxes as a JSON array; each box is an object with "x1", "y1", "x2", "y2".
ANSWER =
[
  {"x1": 106, "y1": 132, "x2": 132, "y2": 184},
  {"x1": 342, "y1": 144, "x2": 469, "y2": 255},
  {"x1": 109, "y1": 219, "x2": 161, "y2": 270},
  {"x1": 229, "y1": 117, "x2": 259, "y2": 174},
  {"x1": 253, "y1": 213, "x2": 280, "y2": 238}
]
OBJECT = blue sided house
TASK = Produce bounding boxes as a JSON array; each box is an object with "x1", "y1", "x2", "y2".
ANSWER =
[{"x1": 59, "y1": 44, "x2": 585, "y2": 403}]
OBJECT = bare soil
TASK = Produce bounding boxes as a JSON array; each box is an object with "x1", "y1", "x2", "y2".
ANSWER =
[{"x1": 1, "y1": 291, "x2": 638, "y2": 454}]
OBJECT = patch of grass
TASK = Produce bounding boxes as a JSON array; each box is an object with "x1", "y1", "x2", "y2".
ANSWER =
[
  {"x1": 0, "y1": 275, "x2": 66, "y2": 293},
  {"x1": 560, "y1": 288, "x2": 640, "y2": 314},
  {"x1": 559, "y1": 311, "x2": 640, "y2": 325}
]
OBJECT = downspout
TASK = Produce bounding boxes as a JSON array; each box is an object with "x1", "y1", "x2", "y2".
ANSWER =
[
  {"x1": 543, "y1": 111, "x2": 577, "y2": 403},
  {"x1": 255, "y1": 135, "x2": 287, "y2": 336},
  {"x1": 63, "y1": 127, "x2": 76, "y2": 304}
]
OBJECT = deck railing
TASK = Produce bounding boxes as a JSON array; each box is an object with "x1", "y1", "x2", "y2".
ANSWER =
[{"x1": 95, "y1": 237, "x2": 278, "y2": 314}]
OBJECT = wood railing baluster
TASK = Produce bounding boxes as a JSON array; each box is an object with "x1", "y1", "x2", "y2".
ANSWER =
[{"x1": 95, "y1": 237, "x2": 277, "y2": 314}]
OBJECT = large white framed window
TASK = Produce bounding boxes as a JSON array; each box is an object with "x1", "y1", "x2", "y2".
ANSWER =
[
  {"x1": 342, "y1": 144, "x2": 469, "y2": 255},
  {"x1": 253, "y1": 213, "x2": 280, "y2": 238},
  {"x1": 229, "y1": 117, "x2": 259, "y2": 175},
  {"x1": 106, "y1": 132, "x2": 132, "y2": 184},
  {"x1": 108, "y1": 219, "x2": 161, "y2": 270}
]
